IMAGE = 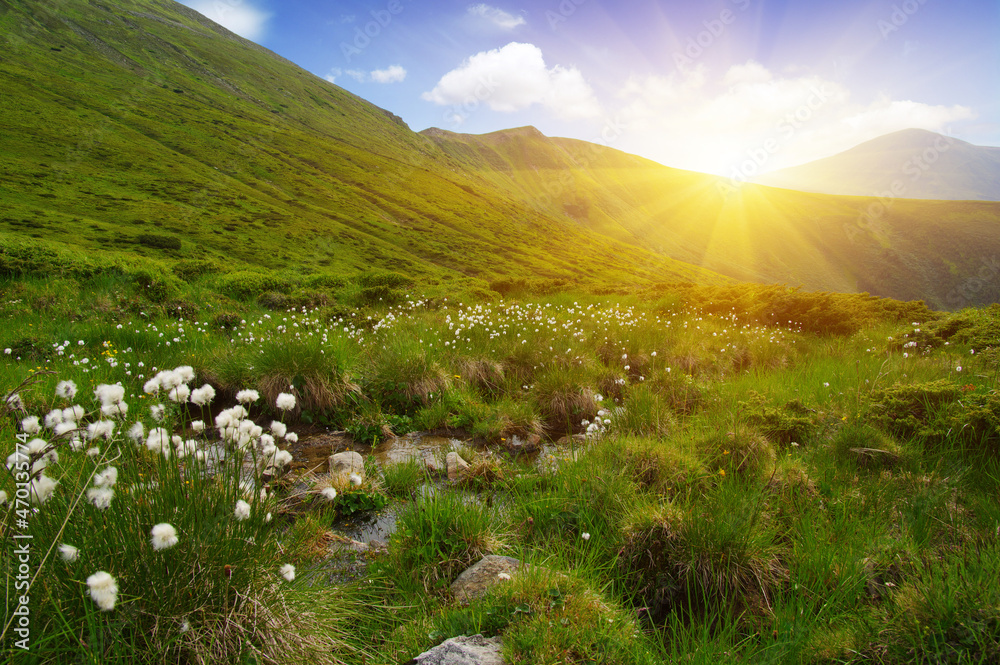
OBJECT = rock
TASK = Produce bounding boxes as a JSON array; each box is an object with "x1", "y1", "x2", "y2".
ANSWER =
[
  {"x1": 556, "y1": 434, "x2": 587, "y2": 446},
  {"x1": 446, "y1": 451, "x2": 470, "y2": 481},
  {"x1": 408, "y1": 634, "x2": 505, "y2": 665},
  {"x1": 451, "y1": 555, "x2": 521, "y2": 603},
  {"x1": 422, "y1": 448, "x2": 445, "y2": 474},
  {"x1": 329, "y1": 451, "x2": 365, "y2": 483}
]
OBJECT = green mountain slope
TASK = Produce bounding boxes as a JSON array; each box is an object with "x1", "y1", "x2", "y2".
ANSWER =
[
  {"x1": 1, "y1": 0, "x2": 999, "y2": 309},
  {"x1": 421, "y1": 127, "x2": 1000, "y2": 309},
  {"x1": 0, "y1": 0, "x2": 721, "y2": 292}
]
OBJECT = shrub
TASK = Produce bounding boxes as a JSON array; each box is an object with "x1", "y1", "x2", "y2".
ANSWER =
[
  {"x1": 216, "y1": 270, "x2": 290, "y2": 300},
  {"x1": 136, "y1": 233, "x2": 181, "y2": 250}
]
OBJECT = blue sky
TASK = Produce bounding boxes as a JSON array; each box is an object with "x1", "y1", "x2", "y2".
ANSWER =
[{"x1": 179, "y1": 0, "x2": 999, "y2": 177}]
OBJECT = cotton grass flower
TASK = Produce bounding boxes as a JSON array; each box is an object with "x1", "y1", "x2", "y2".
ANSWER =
[
  {"x1": 280, "y1": 563, "x2": 296, "y2": 581},
  {"x1": 190, "y1": 384, "x2": 216, "y2": 406},
  {"x1": 55, "y1": 380, "x2": 78, "y2": 400},
  {"x1": 86, "y1": 571, "x2": 118, "y2": 611},
  {"x1": 21, "y1": 416, "x2": 41, "y2": 434},
  {"x1": 86, "y1": 487, "x2": 114, "y2": 510},
  {"x1": 168, "y1": 384, "x2": 191, "y2": 403},
  {"x1": 284, "y1": 432, "x2": 298, "y2": 443},
  {"x1": 190, "y1": 419, "x2": 205, "y2": 433},
  {"x1": 30, "y1": 475, "x2": 57, "y2": 504},
  {"x1": 174, "y1": 365, "x2": 195, "y2": 384},
  {"x1": 101, "y1": 401, "x2": 128, "y2": 418},
  {"x1": 63, "y1": 405, "x2": 85, "y2": 421},
  {"x1": 150, "y1": 523, "x2": 179, "y2": 551},
  {"x1": 128, "y1": 422, "x2": 145, "y2": 445},
  {"x1": 275, "y1": 392, "x2": 296, "y2": 411},
  {"x1": 87, "y1": 420, "x2": 115, "y2": 441},
  {"x1": 150, "y1": 404, "x2": 166, "y2": 421},
  {"x1": 94, "y1": 383, "x2": 125, "y2": 406},
  {"x1": 94, "y1": 466, "x2": 118, "y2": 487},
  {"x1": 234, "y1": 500, "x2": 251, "y2": 521},
  {"x1": 321, "y1": 487, "x2": 338, "y2": 501},
  {"x1": 236, "y1": 389, "x2": 260, "y2": 404},
  {"x1": 349, "y1": 472, "x2": 362, "y2": 487},
  {"x1": 59, "y1": 543, "x2": 79, "y2": 562},
  {"x1": 270, "y1": 421, "x2": 287, "y2": 438},
  {"x1": 44, "y1": 409, "x2": 64, "y2": 429}
]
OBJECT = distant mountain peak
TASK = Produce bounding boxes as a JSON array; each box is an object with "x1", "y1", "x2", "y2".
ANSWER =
[{"x1": 753, "y1": 129, "x2": 1000, "y2": 201}]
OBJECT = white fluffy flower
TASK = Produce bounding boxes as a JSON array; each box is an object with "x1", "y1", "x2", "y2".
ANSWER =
[
  {"x1": 168, "y1": 384, "x2": 191, "y2": 404},
  {"x1": 87, "y1": 420, "x2": 115, "y2": 441},
  {"x1": 280, "y1": 563, "x2": 296, "y2": 581},
  {"x1": 86, "y1": 571, "x2": 118, "y2": 611},
  {"x1": 30, "y1": 475, "x2": 57, "y2": 504},
  {"x1": 190, "y1": 384, "x2": 216, "y2": 406},
  {"x1": 236, "y1": 389, "x2": 260, "y2": 404},
  {"x1": 146, "y1": 427, "x2": 171, "y2": 455},
  {"x1": 284, "y1": 431, "x2": 298, "y2": 443},
  {"x1": 234, "y1": 499, "x2": 251, "y2": 521},
  {"x1": 94, "y1": 466, "x2": 118, "y2": 488},
  {"x1": 150, "y1": 523, "x2": 179, "y2": 551},
  {"x1": 94, "y1": 384, "x2": 125, "y2": 406},
  {"x1": 44, "y1": 409, "x2": 64, "y2": 428},
  {"x1": 581, "y1": 532, "x2": 591, "y2": 541},
  {"x1": 63, "y1": 405, "x2": 85, "y2": 421},
  {"x1": 190, "y1": 419, "x2": 205, "y2": 433},
  {"x1": 21, "y1": 416, "x2": 41, "y2": 434},
  {"x1": 274, "y1": 449, "x2": 293, "y2": 467},
  {"x1": 150, "y1": 404, "x2": 166, "y2": 421},
  {"x1": 349, "y1": 472, "x2": 362, "y2": 487},
  {"x1": 157, "y1": 369, "x2": 183, "y2": 390},
  {"x1": 321, "y1": 487, "x2": 338, "y2": 501},
  {"x1": 101, "y1": 401, "x2": 129, "y2": 418},
  {"x1": 59, "y1": 543, "x2": 79, "y2": 562},
  {"x1": 275, "y1": 392, "x2": 296, "y2": 411},
  {"x1": 86, "y1": 487, "x2": 114, "y2": 510},
  {"x1": 270, "y1": 421, "x2": 287, "y2": 438},
  {"x1": 174, "y1": 365, "x2": 195, "y2": 384},
  {"x1": 55, "y1": 380, "x2": 78, "y2": 400},
  {"x1": 128, "y1": 422, "x2": 145, "y2": 445}
]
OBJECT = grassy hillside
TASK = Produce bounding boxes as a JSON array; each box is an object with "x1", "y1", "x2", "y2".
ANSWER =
[
  {"x1": 423, "y1": 128, "x2": 1000, "y2": 309},
  {"x1": 0, "y1": 0, "x2": 722, "y2": 295}
]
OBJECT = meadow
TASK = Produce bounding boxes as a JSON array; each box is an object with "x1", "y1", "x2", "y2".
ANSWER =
[{"x1": 2, "y1": 265, "x2": 1000, "y2": 664}]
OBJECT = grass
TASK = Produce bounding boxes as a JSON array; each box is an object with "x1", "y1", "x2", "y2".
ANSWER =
[{"x1": 4, "y1": 271, "x2": 1000, "y2": 662}]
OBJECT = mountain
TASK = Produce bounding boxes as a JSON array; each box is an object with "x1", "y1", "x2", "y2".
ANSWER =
[
  {"x1": 752, "y1": 129, "x2": 1000, "y2": 201},
  {"x1": 0, "y1": 0, "x2": 721, "y2": 292},
  {"x1": 420, "y1": 127, "x2": 1000, "y2": 309},
  {"x1": 2, "y1": 0, "x2": 1000, "y2": 310}
]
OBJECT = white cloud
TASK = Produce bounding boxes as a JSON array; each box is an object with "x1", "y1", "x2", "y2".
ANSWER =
[
  {"x1": 182, "y1": 1, "x2": 270, "y2": 41},
  {"x1": 616, "y1": 61, "x2": 975, "y2": 178},
  {"x1": 422, "y1": 42, "x2": 601, "y2": 120},
  {"x1": 371, "y1": 65, "x2": 407, "y2": 84},
  {"x1": 468, "y1": 4, "x2": 526, "y2": 29}
]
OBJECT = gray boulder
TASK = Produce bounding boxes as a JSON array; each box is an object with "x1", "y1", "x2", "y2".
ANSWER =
[
  {"x1": 451, "y1": 555, "x2": 521, "y2": 603},
  {"x1": 408, "y1": 634, "x2": 505, "y2": 665},
  {"x1": 328, "y1": 451, "x2": 365, "y2": 483}
]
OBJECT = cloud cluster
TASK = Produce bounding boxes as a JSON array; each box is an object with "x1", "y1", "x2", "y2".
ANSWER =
[
  {"x1": 616, "y1": 61, "x2": 975, "y2": 176},
  {"x1": 422, "y1": 42, "x2": 601, "y2": 120},
  {"x1": 467, "y1": 3, "x2": 525, "y2": 30},
  {"x1": 183, "y1": 1, "x2": 270, "y2": 41},
  {"x1": 327, "y1": 65, "x2": 407, "y2": 85}
]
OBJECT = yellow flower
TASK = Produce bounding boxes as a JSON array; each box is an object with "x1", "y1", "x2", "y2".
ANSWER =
[{"x1": 719, "y1": 469, "x2": 726, "y2": 477}]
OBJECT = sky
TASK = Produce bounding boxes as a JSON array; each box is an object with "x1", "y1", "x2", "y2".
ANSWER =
[{"x1": 178, "y1": 0, "x2": 1000, "y2": 178}]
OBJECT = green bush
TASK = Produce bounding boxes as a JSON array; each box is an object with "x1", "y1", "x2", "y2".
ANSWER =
[
  {"x1": 136, "y1": 233, "x2": 181, "y2": 250},
  {"x1": 216, "y1": 270, "x2": 291, "y2": 300}
]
